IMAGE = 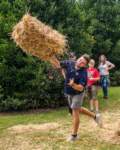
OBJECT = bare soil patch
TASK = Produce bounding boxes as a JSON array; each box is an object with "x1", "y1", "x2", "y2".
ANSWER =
[{"x1": 8, "y1": 122, "x2": 59, "y2": 134}]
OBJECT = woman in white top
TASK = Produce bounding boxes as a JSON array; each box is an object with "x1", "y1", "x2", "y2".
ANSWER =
[{"x1": 98, "y1": 55, "x2": 115, "y2": 99}]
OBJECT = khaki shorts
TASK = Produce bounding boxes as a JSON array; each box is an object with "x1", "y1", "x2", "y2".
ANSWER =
[
  {"x1": 87, "y1": 85, "x2": 98, "y2": 100},
  {"x1": 67, "y1": 93, "x2": 85, "y2": 109}
]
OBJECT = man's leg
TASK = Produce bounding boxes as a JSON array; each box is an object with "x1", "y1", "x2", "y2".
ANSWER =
[
  {"x1": 67, "y1": 94, "x2": 83, "y2": 141},
  {"x1": 71, "y1": 93, "x2": 95, "y2": 119},
  {"x1": 67, "y1": 108, "x2": 80, "y2": 141},
  {"x1": 79, "y1": 107, "x2": 102, "y2": 127},
  {"x1": 72, "y1": 108, "x2": 80, "y2": 135},
  {"x1": 79, "y1": 107, "x2": 95, "y2": 118}
]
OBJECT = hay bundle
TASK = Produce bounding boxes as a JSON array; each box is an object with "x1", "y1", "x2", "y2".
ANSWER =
[{"x1": 12, "y1": 14, "x2": 67, "y2": 67}]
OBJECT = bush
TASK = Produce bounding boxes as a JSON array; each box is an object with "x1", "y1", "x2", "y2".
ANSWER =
[
  {"x1": 20, "y1": 62, "x2": 66, "y2": 110},
  {"x1": 0, "y1": 57, "x2": 66, "y2": 111},
  {"x1": 110, "y1": 70, "x2": 120, "y2": 86},
  {"x1": 0, "y1": 97, "x2": 26, "y2": 111}
]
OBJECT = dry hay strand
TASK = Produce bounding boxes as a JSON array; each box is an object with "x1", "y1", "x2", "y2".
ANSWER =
[
  {"x1": 8, "y1": 122, "x2": 59, "y2": 134},
  {"x1": 76, "y1": 110, "x2": 120, "y2": 144},
  {"x1": 115, "y1": 122, "x2": 120, "y2": 136},
  {"x1": 116, "y1": 130, "x2": 120, "y2": 136},
  {"x1": 1, "y1": 136, "x2": 33, "y2": 150},
  {"x1": 97, "y1": 111, "x2": 120, "y2": 144},
  {"x1": 12, "y1": 14, "x2": 67, "y2": 64}
]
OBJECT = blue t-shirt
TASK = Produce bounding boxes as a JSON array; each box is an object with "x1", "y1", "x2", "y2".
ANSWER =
[{"x1": 60, "y1": 60, "x2": 87, "y2": 95}]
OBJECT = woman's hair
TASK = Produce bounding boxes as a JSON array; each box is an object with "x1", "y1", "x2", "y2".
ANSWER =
[{"x1": 99, "y1": 54, "x2": 107, "y2": 64}]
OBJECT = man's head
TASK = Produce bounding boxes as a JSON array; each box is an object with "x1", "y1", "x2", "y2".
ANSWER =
[
  {"x1": 76, "y1": 54, "x2": 90, "y2": 68},
  {"x1": 89, "y1": 59, "x2": 95, "y2": 68}
]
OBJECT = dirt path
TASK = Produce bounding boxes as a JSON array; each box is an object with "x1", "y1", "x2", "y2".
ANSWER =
[{"x1": 8, "y1": 123, "x2": 59, "y2": 134}]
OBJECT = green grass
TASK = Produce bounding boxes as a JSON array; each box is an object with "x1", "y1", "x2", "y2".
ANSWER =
[
  {"x1": 0, "y1": 108, "x2": 67, "y2": 132},
  {"x1": 83, "y1": 86, "x2": 120, "y2": 110},
  {"x1": 0, "y1": 87, "x2": 120, "y2": 150}
]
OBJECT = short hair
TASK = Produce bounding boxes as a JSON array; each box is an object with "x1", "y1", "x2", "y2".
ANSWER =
[{"x1": 82, "y1": 54, "x2": 90, "y2": 64}]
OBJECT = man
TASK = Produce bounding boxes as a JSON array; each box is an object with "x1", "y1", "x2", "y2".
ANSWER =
[{"x1": 54, "y1": 54, "x2": 102, "y2": 141}]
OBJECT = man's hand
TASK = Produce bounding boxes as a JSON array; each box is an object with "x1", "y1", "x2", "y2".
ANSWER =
[
  {"x1": 68, "y1": 79, "x2": 84, "y2": 92},
  {"x1": 68, "y1": 79, "x2": 74, "y2": 86}
]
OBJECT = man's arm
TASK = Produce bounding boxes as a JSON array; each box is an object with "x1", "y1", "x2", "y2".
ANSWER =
[
  {"x1": 49, "y1": 56, "x2": 68, "y2": 78},
  {"x1": 68, "y1": 79, "x2": 84, "y2": 92},
  {"x1": 71, "y1": 83, "x2": 84, "y2": 92}
]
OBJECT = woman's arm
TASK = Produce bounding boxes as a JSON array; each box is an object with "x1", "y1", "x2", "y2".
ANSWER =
[{"x1": 107, "y1": 61, "x2": 115, "y2": 70}]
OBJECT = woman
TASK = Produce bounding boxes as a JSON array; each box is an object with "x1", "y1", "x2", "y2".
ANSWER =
[{"x1": 98, "y1": 55, "x2": 115, "y2": 99}]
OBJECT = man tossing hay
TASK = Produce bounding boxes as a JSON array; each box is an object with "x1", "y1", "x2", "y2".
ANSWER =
[
  {"x1": 12, "y1": 14, "x2": 102, "y2": 142},
  {"x1": 59, "y1": 54, "x2": 103, "y2": 141}
]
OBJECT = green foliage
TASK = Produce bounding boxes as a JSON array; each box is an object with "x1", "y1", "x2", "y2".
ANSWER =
[
  {"x1": 82, "y1": 1, "x2": 120, "y2": 60},
  {"x1": 110, "y1": 70, "x2": 120, "y2": 86},
  {"x1": 0, "y1": 96, "x2": 26, "y2": 111},
  {"x1": 0, "y1": 0, "x2": 120, "y2": 111}
]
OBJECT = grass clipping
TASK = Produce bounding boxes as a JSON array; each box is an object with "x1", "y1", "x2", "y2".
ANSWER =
[{"x1": 12, "y1": 14, "x2": 67, "y2": 66}]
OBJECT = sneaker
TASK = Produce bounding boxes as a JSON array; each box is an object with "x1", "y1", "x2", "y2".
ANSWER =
[
  {"x1": 66, "y1": 135, "x2": 79, "y2": 142},
  {"x1": 94, "y1": 113, "x2": 103, "y2": 128}
]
